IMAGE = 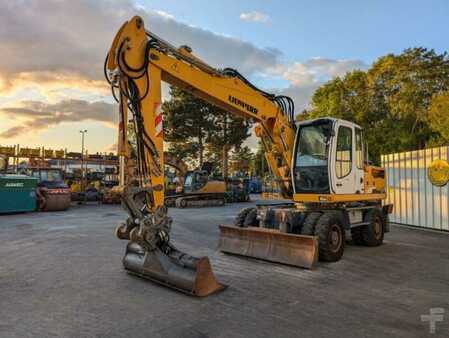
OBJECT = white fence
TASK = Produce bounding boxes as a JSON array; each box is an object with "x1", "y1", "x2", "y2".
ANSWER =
[{"x1": 381, "y1": 147, "x2": 449, "y2": 231}]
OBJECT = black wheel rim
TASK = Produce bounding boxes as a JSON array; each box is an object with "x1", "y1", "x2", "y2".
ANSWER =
[
  {"x1": 329, "y1": 224, "x2": 342, "y2": 253},
  {"x1": 373, "y1": 217, "x2": 382, "y2": 240}
]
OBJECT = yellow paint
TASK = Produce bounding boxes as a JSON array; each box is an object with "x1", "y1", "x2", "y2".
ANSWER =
[
  {"x1": 428, "y1": 159, "x2": 449, "y2": 187},
  {"x1": 196, "y1": 181, "x2": 226, "y2": 194},
  {"x1": 293, "y1": 193, "x2": 386, "y2": 203}
]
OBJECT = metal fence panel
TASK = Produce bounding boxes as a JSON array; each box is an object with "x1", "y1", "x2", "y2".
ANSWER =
[{"x1": 382, "y1": 146, "x2": 449, "y2": 231}]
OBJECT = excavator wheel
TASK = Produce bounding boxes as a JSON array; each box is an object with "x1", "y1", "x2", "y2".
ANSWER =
[
  {"x1": 243, "y1": 208, "x2": 259, "y2": 227},
  {"x1": 315, "y1": 212, "x2": 345, "y2": 262},
  {"x1": 361, "y1": 208, "x2": 384, "y2": 246},
  {"x1": 234, "y1": 208, "x2": 253, "y2": 227},
  {"x1": 301, "y1": 212, "x2": 321, "y2": 235}
]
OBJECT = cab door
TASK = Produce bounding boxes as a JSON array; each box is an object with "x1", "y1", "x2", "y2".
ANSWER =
[
  {"x1": 331, "y1": 121, "x2": 356, "y2": 194},
  {"x1": 354, "y1": 127, "x2": 365, "y2": 193}
]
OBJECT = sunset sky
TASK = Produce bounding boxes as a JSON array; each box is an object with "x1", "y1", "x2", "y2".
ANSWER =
[{"x1": 0, "y1": 0, "x2": 447, "y2": 154}]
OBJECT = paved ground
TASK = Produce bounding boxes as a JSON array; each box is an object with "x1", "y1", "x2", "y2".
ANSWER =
[{"x1": 1, "y1": 197, "x2": 449, "y2": 338}]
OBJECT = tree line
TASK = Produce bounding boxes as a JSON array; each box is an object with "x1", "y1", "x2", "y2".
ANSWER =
[
  {"x1": 304, "y1": 47, "x2": 449, "y2": 164},
  {"x1": 163, "y1": 47, "x2": 449, "y2": 173}
]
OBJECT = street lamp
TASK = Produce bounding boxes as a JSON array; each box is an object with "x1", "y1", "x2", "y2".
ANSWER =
[{"x1": 80, "y1": 130, "x2": 87, "y2": 194}]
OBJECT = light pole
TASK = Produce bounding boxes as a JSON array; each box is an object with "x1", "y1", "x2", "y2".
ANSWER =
[{"x1": 80, "y1": 130, "x2": 87, "y2": 194}]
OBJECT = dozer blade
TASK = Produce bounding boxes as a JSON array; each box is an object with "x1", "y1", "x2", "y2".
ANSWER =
[
  {"x1": 123, "y1": 242, "x2": 226, "y2": 297},
  {"x1": 218, "y1": 225, "x2": 318, "y2": 269}
]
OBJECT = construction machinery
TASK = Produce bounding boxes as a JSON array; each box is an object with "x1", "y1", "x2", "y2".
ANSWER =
[
  {"x1": 0, "y1": 156, "x2": 38, "y2": 214},
  {"x1": 105, "y1": 16, "x2": 392, "y2": 296},
  {"x1": 165, "y1": 162, "x2": 226, "y2": 208},
  {"x1": 29, "y1": 168, "x2": 71, "y2": 211}
]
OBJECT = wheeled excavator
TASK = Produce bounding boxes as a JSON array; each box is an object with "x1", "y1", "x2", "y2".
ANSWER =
[{"x1": 105, "y1": 16, "x2": 392, "y2": 297}]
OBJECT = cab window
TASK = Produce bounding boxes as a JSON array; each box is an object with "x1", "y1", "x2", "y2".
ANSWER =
[{"x1": 336, "y1": 126, "x2": 352, "y2": 178}]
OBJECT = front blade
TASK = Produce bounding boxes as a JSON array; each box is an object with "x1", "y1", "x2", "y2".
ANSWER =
[
  {"x1": 218, "y1": 225, "x2": 318, "y2": 269},
  {"x1": 123, "y1": 242, "x2": 226, "y2": 297}
]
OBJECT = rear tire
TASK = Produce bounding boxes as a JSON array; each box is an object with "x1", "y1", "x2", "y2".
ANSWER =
[
  {"x1": 315, "y1": 212, "x2": 345, "y2": 262},
  {"x1": 361, "y1": 208, "x2": 384, "y2": 246},
  {"x1": 301, "y1": 212, "x2": 321, "y2": 235}
]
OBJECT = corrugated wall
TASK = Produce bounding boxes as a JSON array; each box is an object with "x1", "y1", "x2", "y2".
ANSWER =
[{"x1": 381, "y1": 147, "x2": 449, "y2": 231}]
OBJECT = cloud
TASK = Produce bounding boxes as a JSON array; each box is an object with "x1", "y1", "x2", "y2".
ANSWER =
[
  {"x1": 106, "y1": 142, "x2": 118, "y2": 152},
  {"x1": 0, "y1": 99, "x2": 117, "y2": 138},
  {"x1": 277, "y1": 57, "x2": 367, "y2": 110},
  {"x1": 0, "y1": 0, "x2": 281, "y2": 96},
  {"x1": 240, "y1": 11, "x2": 270, "y2": 23},
  {"x1": 153, "y1": 10, "x2": 175, "y2": 21},
  {"x1": 0, "y1": 0, "x2": 366, "y2": 139},
  {"x1": 0, "y1": 0, "x2": 284, "y2": 138}
]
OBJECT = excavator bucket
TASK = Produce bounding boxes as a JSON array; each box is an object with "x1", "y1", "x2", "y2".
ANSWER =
[
  {"x1": 218, "y1": 225, "x2": 318, "y2": 269},
  {"x1": 123, "y1": 242, "x2": 226, "y2": 297}
]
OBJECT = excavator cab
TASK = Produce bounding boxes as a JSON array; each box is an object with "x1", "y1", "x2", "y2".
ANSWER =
[
  {"x1": 183, "y1": 170, "x2": 209, "y2": 193},
  {"x1": 166, "y1": 162, "x2": 226, "y2": 208},
  {"x1": 293, "y1": 118, "x2": 366, "y2": 195}
]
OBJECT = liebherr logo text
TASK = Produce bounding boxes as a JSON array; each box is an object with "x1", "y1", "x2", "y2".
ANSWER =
[
  {"x1": 228, "y1": 95, "x2": 258, "y2": 114},
  {"x1": 5, "y1": 183, "x2": 24, "y2": 188}
]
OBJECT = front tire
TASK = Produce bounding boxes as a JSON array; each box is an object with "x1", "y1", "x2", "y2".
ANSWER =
[
  {"x1": 301, "y1": 212, "x2": 321, "y2": 235},
  {"x1": 243, "y1": 208, "x2": 259, "y2": 227},
  {"x1": 234, "y1": 207, "x2": 253, "y2": 227},
  {"x1": 315, "y1": 212, "x2": 345, "y2": 262}
]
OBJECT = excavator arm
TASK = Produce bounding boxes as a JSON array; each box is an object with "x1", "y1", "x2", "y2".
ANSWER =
[{"x1": 105, "y1": 16, "x2": 302, "y2": 296}]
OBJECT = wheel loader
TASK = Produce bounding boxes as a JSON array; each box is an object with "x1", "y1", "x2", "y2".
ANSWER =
[{"x1": 105, "y1": 16, "x2": 393, "y2": 297}]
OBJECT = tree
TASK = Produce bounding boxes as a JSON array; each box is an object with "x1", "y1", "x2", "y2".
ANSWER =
[
  {"x1": 230, "y1": 146, "x2": 255, "y2": 176},
  {"x1": 162, "y1": 87, "x2": 217, "y2": 166},
  {"x1": 428, "y1": 91, "x2": 449, "y2": 144},
  {"x1": 254, "y1": 141, "x2": 269, "y2": 177},
  {"x1": 163, "y1": 86, "x2": 253, "y2": 173},
  {"x1": 208, "y1": 112, "x2": 252, "y2": 179},
  {"x1": 308, "y1": 48, "x2": 449, "y2": 163}
]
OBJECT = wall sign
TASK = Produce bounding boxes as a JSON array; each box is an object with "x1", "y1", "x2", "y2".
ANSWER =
[{"x1": 428, "y1": 159, "x2": 449, "y2": 187}]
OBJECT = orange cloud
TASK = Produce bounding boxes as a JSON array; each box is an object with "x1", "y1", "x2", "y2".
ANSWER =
[{"x1": 0, "y1": 99, "x2": 118, "y2": 138}]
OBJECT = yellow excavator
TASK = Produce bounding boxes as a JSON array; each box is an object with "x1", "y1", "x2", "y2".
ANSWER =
[
  {"x1": 105, "y1": 16, "x2": 392, "y2": 297},
  {"x1": 165, "y1": 162, "x2": 226, "y2": 208}
]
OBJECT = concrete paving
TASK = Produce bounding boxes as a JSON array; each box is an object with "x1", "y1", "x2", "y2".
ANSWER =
[{"x1": 0, "y1": 198, "x2": 448, "y2": 337}]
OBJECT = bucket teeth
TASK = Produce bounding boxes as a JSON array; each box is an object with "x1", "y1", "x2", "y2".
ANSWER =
[
  {"x1": 218, "y1": 225, "x2": 318, "y2": 269},
  {"x1": 123, "y1": 242, "x2": 226, "y2": 297}
]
